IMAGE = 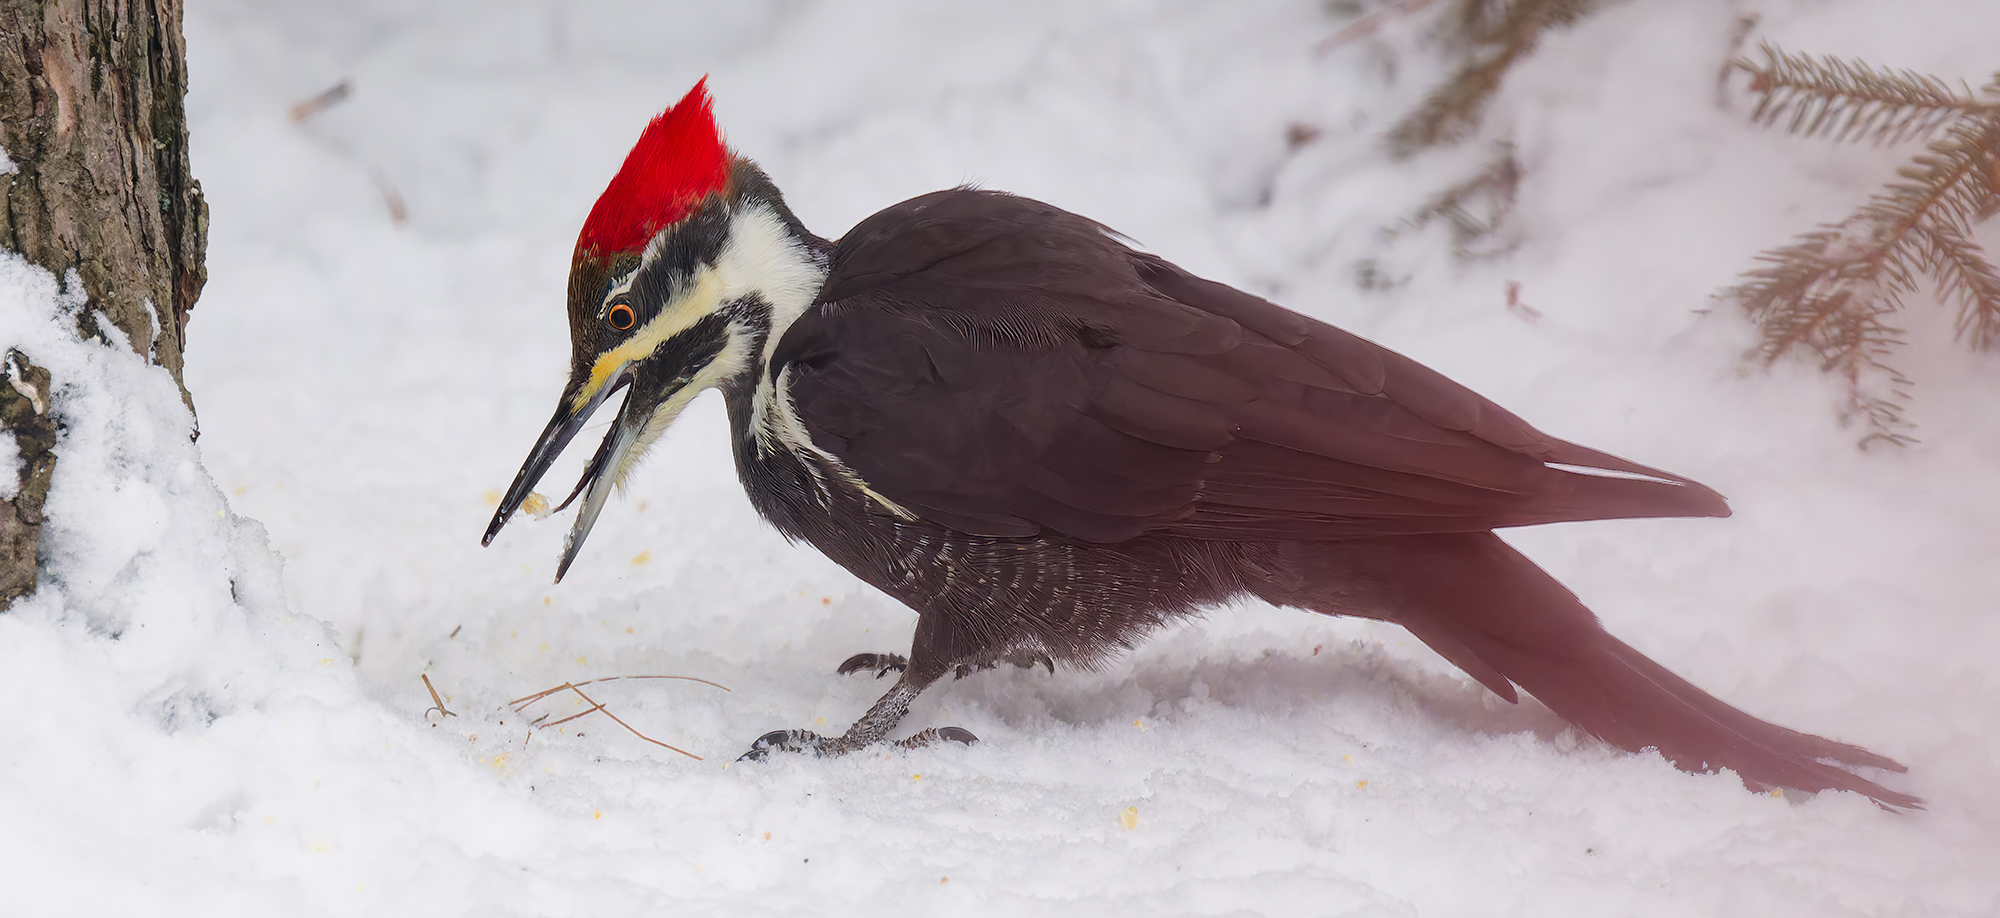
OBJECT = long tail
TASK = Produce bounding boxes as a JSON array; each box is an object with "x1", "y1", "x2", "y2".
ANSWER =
[{"x1": 1254, "y1": 533, "x2": 1919, "y2": 808}]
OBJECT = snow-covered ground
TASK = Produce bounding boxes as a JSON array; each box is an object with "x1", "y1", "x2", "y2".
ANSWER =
[{"x1": 4, "y1": 0, "x2": 1997, "y2": 914}]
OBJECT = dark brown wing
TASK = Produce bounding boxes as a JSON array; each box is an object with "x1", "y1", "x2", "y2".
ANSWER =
[{"x1": 772, "y1": 189, "x2": 1728, "y2": 543}]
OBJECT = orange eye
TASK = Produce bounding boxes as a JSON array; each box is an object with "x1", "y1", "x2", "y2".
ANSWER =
[{"x1": 606, "y1": 303, "x2": 636, "y2": 331}]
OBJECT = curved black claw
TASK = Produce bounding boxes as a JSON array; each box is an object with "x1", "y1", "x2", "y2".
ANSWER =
[
  {"x1": 937, "y1": 726, "x2": 979, "y2": 745},
  {"x1": 896, "y1": 726, "x2": 980, "y2": 749},
  {"x1": 738, "y1": 729, "x2": 827, "y2": 762},
  {"x1": 1003, "y1": 648, "x2": 1056, "y2": 675},
  {"x1": 837, "y1": 652, "x2": 909, "y2": 679}
]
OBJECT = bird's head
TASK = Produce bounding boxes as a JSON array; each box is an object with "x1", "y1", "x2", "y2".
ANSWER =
[{"x1": 483, "y1": 79, "x2": 826, "y2": 579}]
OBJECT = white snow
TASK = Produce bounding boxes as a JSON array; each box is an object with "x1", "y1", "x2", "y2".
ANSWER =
[
  {"x1": 0, "y1": 429, "x2": 14, "y2": 500},
  {"x1": 2, "y1": 0, "x2": 1995, "y2": 914}
]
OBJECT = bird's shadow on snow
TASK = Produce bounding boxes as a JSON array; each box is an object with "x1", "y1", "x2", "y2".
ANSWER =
[{"x1": 940, "y1": 635, "x2": 1574, "y2": 748}]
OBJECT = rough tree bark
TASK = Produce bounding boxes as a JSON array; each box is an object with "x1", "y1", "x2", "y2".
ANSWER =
[{"x1": 0, "y1": 0, "x2": 206, "y2": 608}]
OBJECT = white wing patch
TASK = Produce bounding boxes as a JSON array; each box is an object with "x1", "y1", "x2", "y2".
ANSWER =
[
  {"x1": 719, "y1": 206, "x2": 916, "y2": 521},
  {"x1": 1543, "y1": 462, "x2": 1684, "y2": 486}
]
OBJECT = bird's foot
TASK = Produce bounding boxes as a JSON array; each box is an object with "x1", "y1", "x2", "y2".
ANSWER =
[
  {"x1": 736, "y1": 725, "x2": 979, "y2": 761},
  {"x1": 738, "y1": 729, "x2": 827, "y2": 761},
  {"x1": 837, "y1": 652, "x2": 909, "y2": 679}
]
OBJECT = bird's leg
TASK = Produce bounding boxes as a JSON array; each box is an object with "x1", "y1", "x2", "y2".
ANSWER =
[
  {"x1": 839, "y1": 648, "x2": 1054, "y2": 681},
  {"x1": 738, "y1": 666, "x2": 977, "y2": 761}
]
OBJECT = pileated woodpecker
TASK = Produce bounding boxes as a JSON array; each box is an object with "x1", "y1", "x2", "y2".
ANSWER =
[{"x1": 483, "y1": 81, "x2": 1915, "y2": 806}]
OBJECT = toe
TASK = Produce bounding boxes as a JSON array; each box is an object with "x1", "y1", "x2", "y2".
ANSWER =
[{"x1": 836, "y1": 652, "x2": 909, "y2": 678}]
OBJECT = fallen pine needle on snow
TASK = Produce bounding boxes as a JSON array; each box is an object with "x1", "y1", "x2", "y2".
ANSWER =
[
  {"x1": 420, "y1": 673, "x2": 456, "y2": 720},
  {"x1": 509, "y1": 675, "x2": 732, "y2": 760}
]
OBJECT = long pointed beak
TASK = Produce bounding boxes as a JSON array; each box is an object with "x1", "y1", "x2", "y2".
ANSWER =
[
  {"x1": 483, "y1": 364, "x2": 639, "y2": 581},
  {"x1": 551, "y1": 384, "x2": 650, "y2": 581}
]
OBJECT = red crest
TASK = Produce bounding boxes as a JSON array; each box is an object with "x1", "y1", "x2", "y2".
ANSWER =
[{"x1": 575, "y1": 79, "x2": 730, "y2": 259}]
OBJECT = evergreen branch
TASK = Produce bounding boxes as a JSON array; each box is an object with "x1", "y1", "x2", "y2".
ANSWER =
[
  {"x1": 1451, "y1": 0, "x2": 1596, "y2": 47},
  {"x1": 1940, "y1": 114, "x2": 2000, "y2": 220},
  {"x1": 1726, "y1": 111, "x2": 1997, "y2": 443},
  {"x1": 1388, "y1": 36, "x2": 1533, "y2": 153},
  {"x1": 1400, "y1": 146, "x2": 1522, "y2": 253},
  {"x1": 1387, "y1": 0, "x2": 1600, "y2": 155},
  {"x1": 1742, "y1": 221, "x2": 1904, "y2": 359},
  {"x1": 1879, "y1": 117, "x2": 2000, "y2": 234},
  {"x1": 1723, "y1": 48, "x2": 2000, "y2": 445},
  {"x1": 1730, "y1": 222, "x2": 1915, "y2": 444},
  {"x1": 1737, "y1": 43, "x2": 1999, "y2": 145},
  {"x1": 1914, "y1": 218, "x2": 2000, "y2": 349}
]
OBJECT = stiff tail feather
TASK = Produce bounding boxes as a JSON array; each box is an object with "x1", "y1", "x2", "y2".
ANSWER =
[{"x1": 1257, "y1": 533, "x2": 1919, "y2": 808}]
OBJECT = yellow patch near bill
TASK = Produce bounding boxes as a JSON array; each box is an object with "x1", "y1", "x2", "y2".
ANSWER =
[{"x1": 574, "y1": 269, "x2": 723, "y2": 412}]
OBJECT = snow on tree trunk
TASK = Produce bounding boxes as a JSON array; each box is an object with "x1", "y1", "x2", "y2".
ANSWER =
[{"x1": 0, "y1": 0, "x2": 206, "y2": 608}]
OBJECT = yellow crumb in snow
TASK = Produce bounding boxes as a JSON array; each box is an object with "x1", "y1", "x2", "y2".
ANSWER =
[
  {"x1": 1356, "y1": 780, "x2": 1368, "y2": 789},
  {"x1": 1133, "y1": 719, "x2": 1144, "y2": 731},
  {"x1": 763, "y1": 831, "x2": 771, "y2": 840},
  {"x1": 1119, "y1": 807, "x2": 1138, "y2": 830},
  {"x1": 316, "y1": 658, "x2": 334, "y2": 667},
  {"x1": 481, "y1": 489, "x2": 499, "y2": 506},
  {"x1": 912, "y1": 774, "x2": 922, "y2": 781},
  {"x1": 575, "y1": 656, "x2": 587, "y2": 666},
  {"x1": 631, "y1": 550, "x2": 652, "y2": 565},
  {"x1": 521, "y1": 491, "x2": 552, "y2": 519}
]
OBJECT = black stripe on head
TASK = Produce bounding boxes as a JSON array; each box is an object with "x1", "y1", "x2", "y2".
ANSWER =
[
  {"x1": 636, "y1": 312, "x2": 732, "y2": 393},
  {"x1": 631, "y1": 201, "x2": 732, "y2": 311}
]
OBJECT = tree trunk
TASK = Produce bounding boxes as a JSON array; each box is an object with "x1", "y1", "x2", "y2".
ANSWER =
[{"x1": 0, "y1": 0, "x2": 206, "y2": 608}]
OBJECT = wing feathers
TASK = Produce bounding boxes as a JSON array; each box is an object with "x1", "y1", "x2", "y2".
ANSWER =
[{"x1": 781, "y1": 189, "x2": 1729, "y2": 544}]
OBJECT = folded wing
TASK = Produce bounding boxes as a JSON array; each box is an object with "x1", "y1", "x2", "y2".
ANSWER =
[{"x1": 774, "y1": 189, "x2": 1728, "y2": 544}]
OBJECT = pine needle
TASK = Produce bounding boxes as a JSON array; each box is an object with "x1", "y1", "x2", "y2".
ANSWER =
[
  {"x1": 510, "y1": 674, "x2": 731, "y2": 761},
  {"x1": 1737, "y1": 43, "x2": 1999, "y2": 145},
  {"x1": 1916, "y1": 219, "x2": 2000, "y2": 349},
  {"x1": 1385, "y1": 0, "x2": 1602, "y2": 156},
  {"x1": 1397, "y1": 145, "x2": 1522, "y2": 255},
  {"x1": 1727, "y1": 43, "x2": 2000, "y2": 446}
]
